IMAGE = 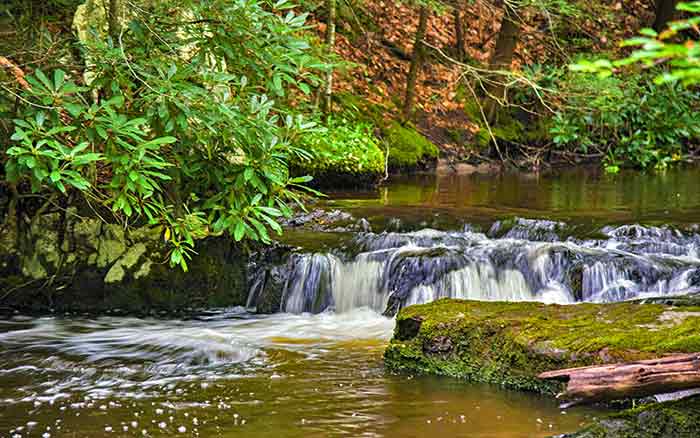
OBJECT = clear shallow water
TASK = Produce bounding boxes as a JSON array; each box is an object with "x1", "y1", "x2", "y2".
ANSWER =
[{"x1": 0, "y1": 309, "x2": 597, "y2": 438}]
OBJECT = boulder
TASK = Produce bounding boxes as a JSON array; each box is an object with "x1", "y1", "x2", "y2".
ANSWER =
[
  {"x1": 384, "y1": 299, "x2": 700, "y2": 394},
  {"x1": 0, "y1": 210, "x2": 247, "y2": 315}
]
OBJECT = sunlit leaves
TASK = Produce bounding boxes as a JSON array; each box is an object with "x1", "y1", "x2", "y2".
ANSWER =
[
  {"x1": 4, "y1": 0, "x2": 328, "y2": 271},
  {"x1": 571, "y1": 2, "x2": 700, "y2": 86}
]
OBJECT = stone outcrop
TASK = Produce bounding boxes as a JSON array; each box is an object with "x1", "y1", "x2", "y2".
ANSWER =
[
  {"x1": 384, "y1": 298, "x2": 700, "y2": 394},
  {"x1": 0, "y1": 210, "x2": 247, "y2": 314}
]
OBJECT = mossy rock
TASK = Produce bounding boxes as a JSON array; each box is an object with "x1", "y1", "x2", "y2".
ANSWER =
[
  {"x1": 383, "y1": 122, "x2": 439, "y2": 172},
  {"x1": 384, "y1": 299, "x2": 700, "y2": 395},
  {"x1": 0, "y1": 210, "x2": 248, "y2": 315},
  {"x1": 335, "y1": 93, "x2": 439, "y2": 173},
  {"x1": 292, "y1": 119, "x2": 385, "y2": 188},
  {"x1": 566, "y1": 396, "x2": 700, "y2": 438}
]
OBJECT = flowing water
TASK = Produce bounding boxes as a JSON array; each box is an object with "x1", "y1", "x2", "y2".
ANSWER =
[{"x1": 3, "y1": 166, "x2": 700, "y2": 437}]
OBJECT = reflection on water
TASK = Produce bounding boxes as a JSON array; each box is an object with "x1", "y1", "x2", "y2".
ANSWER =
[
  {"x1": 0, "y1": 310, "x2": 596, "y2": 437},
  {"x1": 326, "y1": 167, "x2": 700, "y2": 227}
]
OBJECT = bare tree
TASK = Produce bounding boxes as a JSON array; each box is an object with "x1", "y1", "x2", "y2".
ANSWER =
[
  {"x1": 483, "y1": 3, "x2": 520, "y2": 123},
  {"x1": 107, "y1": 0, "x2": 120, "y2": 41},
  {"x1": 454, "y1": 6, "x2": 466, "y2": 61},
  {"x1": 323, "y1": 0, "x2": 337, "y2": 114},
  {"x1": 403, "y1": 5, "x2": 429, "y2": 120},
  {"x1": 653, "y1": 0, "x2": 679, "y2": 32}
]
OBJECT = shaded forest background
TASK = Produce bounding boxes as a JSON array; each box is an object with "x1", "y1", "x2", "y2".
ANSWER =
[{"x1": 1, "y1": 0, "x2": 699, "y2": 267}]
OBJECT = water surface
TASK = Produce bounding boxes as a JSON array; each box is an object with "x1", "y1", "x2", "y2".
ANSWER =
[
  {"x1": 324, "y1": 167, "x2": 700, "y2": 229},
  {"x1": 0, "y1": 310, "x2": 595, "y2": 438}
]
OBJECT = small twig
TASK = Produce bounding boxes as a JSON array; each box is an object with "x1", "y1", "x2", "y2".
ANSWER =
[{"x1": 0, "y1": 278, "x2": 42, "y2": 303}]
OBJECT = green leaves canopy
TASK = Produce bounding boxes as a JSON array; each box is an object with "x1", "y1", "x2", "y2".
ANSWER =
[{"x1": 4, "y1": 0, "x2": 327, "y2": 270}]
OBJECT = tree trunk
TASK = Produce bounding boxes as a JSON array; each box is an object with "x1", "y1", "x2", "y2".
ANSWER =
[
  {"x1": 323, "y1": 0, "x2": 336, "y2": 114},
  {"x1": 403, "y1": 6, "x2": 429, "y2": 120},
  {"x1": 483, "y1": 5, "x2": 520, "y2": 124},
  {"x1": 107, "y1": 0, "x2": 120, "y2": 41},
  {"x1": 538, "y1": 353, "x2": 700, "y2": 406},
  {"x1": 454, "y1": 7, "x2": 465, "y2": 61},
  {"x1": 653, "y1": 0, "x2": 679, "y2": 32}
]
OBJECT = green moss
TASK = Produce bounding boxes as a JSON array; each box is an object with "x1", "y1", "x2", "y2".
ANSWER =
[
  {"x1": 385, "y1": 299, "x2": 700, "y2": 394},
  {"x1": 568, "y1": 396, "x2": 700, "y2": 438},
  {"x1": 384, "y1": 122, "x2": 439, "y2": 170},
  {"x1": 293, "y1": 118, "x2": 385, "y2": 186},
  {"x1": 463, "y1": 100, "x2": 550, "y2": 149},
  {"x1": 334, "y1": 92, "x2": 387, "y2": 126}
]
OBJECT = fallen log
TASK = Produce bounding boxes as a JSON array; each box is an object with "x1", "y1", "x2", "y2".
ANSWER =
[{"x1": 538, "y1": 353, "x2": 700, "y2": 406}]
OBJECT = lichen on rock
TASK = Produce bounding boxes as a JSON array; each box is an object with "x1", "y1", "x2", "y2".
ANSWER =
[{"x1": 0, "y1": 210, "x2": 248, "y2": 314}]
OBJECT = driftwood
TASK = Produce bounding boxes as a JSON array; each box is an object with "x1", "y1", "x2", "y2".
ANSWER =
[{"x1": 538, "y1": 353, "x2": 700, "y2": 406}]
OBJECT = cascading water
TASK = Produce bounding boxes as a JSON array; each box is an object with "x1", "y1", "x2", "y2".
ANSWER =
[{"x1": 247, "y1": 221, "x2": 700, "y2": 316}]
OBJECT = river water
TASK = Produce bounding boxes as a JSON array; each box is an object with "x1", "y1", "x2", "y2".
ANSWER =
[{"x1": 3, "y1": 167, "x2": 700, "y2": 437}]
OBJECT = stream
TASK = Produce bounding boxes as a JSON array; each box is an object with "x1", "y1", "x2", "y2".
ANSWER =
[{"x1": 3, "y1": 166, "x2": 700, "y2": 437}]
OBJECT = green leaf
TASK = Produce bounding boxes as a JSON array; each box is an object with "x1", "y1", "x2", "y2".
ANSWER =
[
  {"x1": 258, "y1": 213, "x2": 283, "y2": 235},
  {"x1": 34, "y1": 69, "x2": 53, "y2": 91},
  {"x1": 290, "y1": 175, "x2": 313, "y2": 183},
  {"x1": 233, "y1": 220, "x2": 245, "y2": 241},
  {"x1": 55, "y1": 180, "x2": 66, "y2": 194},
  {"x1": 141, "y1": 136, "x2": 177, "y2": 148},
  {"x1": 256, "y1": 206, "x2": 283, "y2": 217},
  {"x1": 53, "y1": 69, "x2": 65, "y2": 90},
  {"x1": 298, "y1": 82, "x2": 311, "y2": 95}
]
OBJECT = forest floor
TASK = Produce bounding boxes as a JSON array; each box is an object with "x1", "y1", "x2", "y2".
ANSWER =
[{"x1": 311, "y1": 0, "x2": 656, "y2": 167}]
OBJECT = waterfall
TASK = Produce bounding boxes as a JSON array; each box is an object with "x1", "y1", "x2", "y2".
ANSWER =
[{"x1": 247, "y1": 221, "x2": 700, "y2": 316}]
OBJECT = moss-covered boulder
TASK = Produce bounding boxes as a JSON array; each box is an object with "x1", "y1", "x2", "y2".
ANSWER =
[
  {"x1": 566, "y1": 396, "x2": 700, "y2": 438},
  {"x1": 384, "y1": 122, "x2": 439, "y2": 172},
  {"x1": 292, "y1": 119, "x2": 385, "y2": 188},
  {"x1": 334, "y1": 93, "x2": 440, "y2": 174},
  {"x1": 384, "y1": 299, "x2": 700, "y2": 394}
]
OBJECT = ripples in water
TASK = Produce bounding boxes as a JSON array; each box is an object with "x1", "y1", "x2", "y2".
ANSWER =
[{"x1": 0, "y1": 309, "x2": 594, "y2": 437}]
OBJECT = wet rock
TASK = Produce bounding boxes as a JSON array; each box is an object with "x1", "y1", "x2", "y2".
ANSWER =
[
  {"x1": 635, "y1": 292, "x2": 700, "y2": 307},
  {"x1": 384, "y1": 299, "x2": 700, "y2": 394},
  {"x1": 488, "y1": 217, "x2": 568, "y2": 242},
  {"x1": 0, "y1": 212, "x2": 247, "y2": 315},
  {"x1": 564, "y1": 396, "x2": 700, "y2": 438},
  {"x1": 394, "y1": 315, "x2": 423, "y2": 341},
  {"x1": 283, "y1": 209, "x2": 353, "y2": 228},
  {"x1": 246, "y1": 243, "x2": 296, "y2": 313},
  {"x1": 281, "y1": 208, "x2": 372, "y2": 233},
  {"x1": 357, "y1": 218, "x2": 372, "y2": 233}
]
